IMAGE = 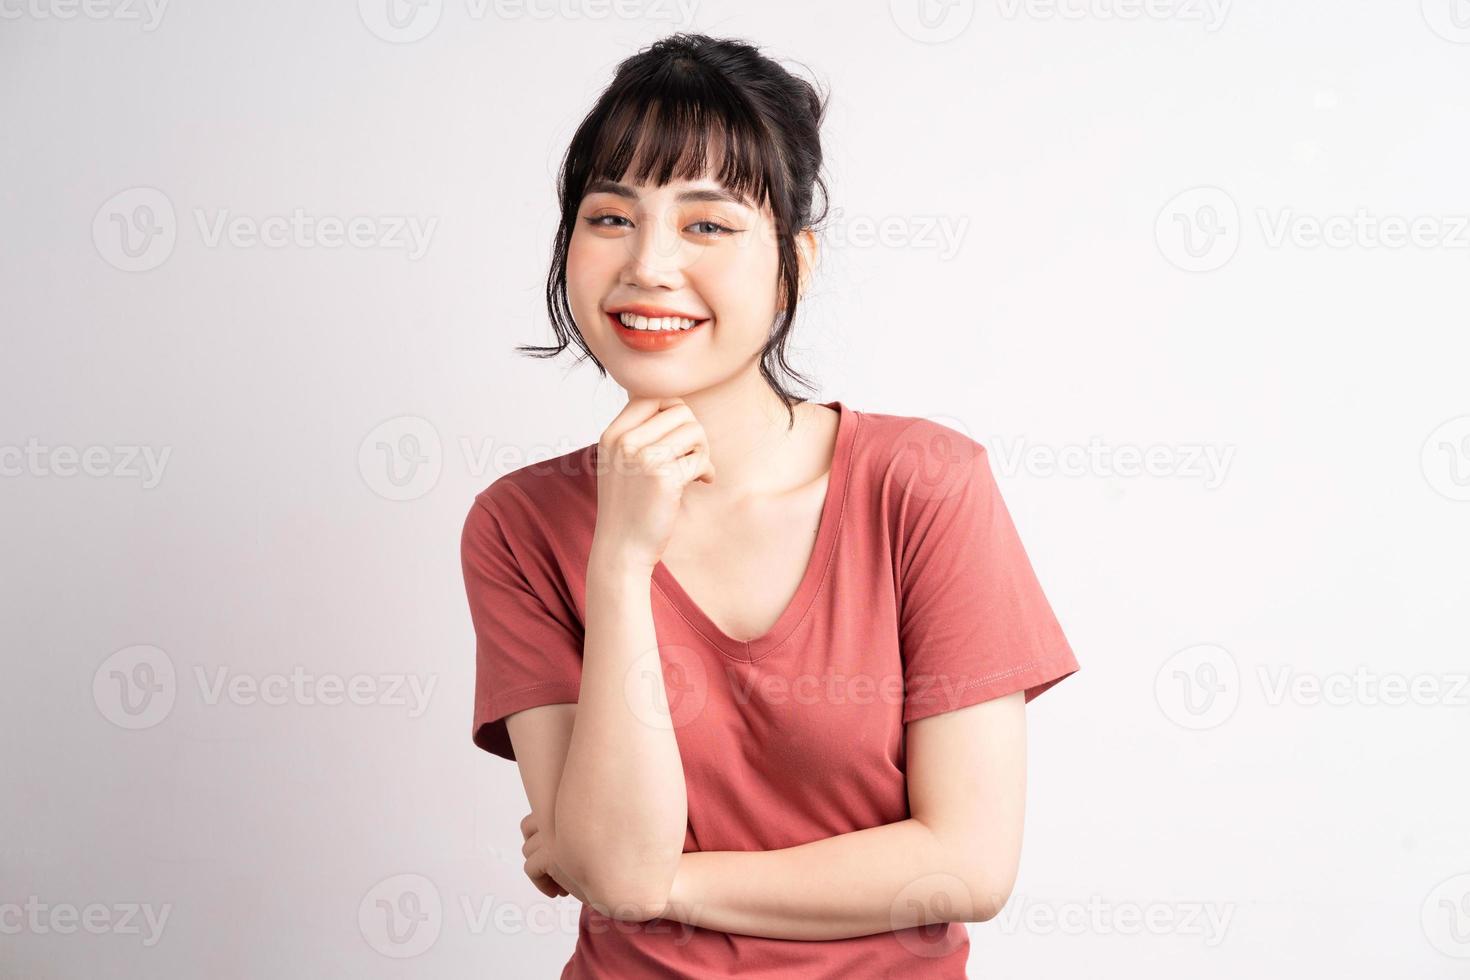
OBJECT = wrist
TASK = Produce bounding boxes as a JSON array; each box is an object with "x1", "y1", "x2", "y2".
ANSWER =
[{"x1": 588, "y1": 540, "x2": 656, "y2": 583}]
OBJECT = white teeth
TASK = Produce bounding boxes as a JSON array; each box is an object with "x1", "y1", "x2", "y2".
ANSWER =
[{"x1": 618, "y1": 312, "x2": 700, "y2": 331}]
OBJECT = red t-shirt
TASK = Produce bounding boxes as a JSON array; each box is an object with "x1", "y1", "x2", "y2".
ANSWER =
[{"x1": 461, "y1": 400, "x2": 1080, "y2": 979}]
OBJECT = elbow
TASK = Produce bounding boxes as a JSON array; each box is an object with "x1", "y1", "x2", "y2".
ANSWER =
[
  {"x1": 967, "y1": 876, "x2": 1014, "y2": 923},
  {"x1": 951, "y1": 845, "x2": 1019, "y2": 924},
  {"x1": 920, "y1": 818, "x2": 1019, "y2": 924},
  {"x1": 553, "y1": 809, "x2": 678, "y2": 920},
  {"x1": 554, "y1": 847, "x2": 672, "y2": 922},
  {"x1": 575, "y1": 870, "x2": 670, "y2": 922}
]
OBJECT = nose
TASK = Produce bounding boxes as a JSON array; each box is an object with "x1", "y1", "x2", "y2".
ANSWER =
[{"x1": 619, "y1": 216, "x2": 684, "y2": 291}]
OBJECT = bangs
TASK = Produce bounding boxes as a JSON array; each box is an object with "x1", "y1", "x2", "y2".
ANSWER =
[{"x1": 575, "y1": 83, "x2": 779, "y2": 212}]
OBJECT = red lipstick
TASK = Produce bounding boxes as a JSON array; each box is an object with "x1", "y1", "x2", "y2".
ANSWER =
[{"x1": 606, "y1": 307, "x2": 710, "y2": 352}]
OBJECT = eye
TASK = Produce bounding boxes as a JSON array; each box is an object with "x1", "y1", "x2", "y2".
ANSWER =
[
  {"x1": 688, "y1": 220, "x2": 737, "y2": 237},
  {"x1": 582, "y1": 214, "x2": 631, "y2": 229}
]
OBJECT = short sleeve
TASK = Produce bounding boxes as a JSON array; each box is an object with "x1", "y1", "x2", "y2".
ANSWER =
[
  {"x1": 896, "y1": 435, "x2": 1079, "y2": 724},
  {"x1": 461, "y1": 488, "x2": 584, "y2": 761}
]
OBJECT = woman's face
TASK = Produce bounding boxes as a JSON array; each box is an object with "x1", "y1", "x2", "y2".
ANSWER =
[{"x1": 566, "y1": 171, "x2": 796, "y2": 399}]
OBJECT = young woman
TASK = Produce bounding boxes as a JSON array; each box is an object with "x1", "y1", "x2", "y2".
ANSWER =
[{"x1": 461, "y1": 32, "x2": 1080, "y2": 978}]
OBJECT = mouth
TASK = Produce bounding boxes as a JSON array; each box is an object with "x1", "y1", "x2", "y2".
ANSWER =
[{"x1": 606, "y1": 309, "x2": 711, "y2": 352}]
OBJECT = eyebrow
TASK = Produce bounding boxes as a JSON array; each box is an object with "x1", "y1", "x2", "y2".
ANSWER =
[{"x1": 583, "y1": 179, "x2": 752, "y2": 208}]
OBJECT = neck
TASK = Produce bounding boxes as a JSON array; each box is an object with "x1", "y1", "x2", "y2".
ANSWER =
[{"x1": 644, "y1": 369, "x2": 817, "y2": 502}]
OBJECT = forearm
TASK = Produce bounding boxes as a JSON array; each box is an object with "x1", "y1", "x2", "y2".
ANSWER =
[
  {"x1": 554, "y1": 545, "x2": 687, "y2": 910},
  {"x1": 660, "y1": 818, "x2": 1003, "y2": 941}
]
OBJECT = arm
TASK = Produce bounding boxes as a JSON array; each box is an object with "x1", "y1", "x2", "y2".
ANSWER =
[
  {"x1": 658, "y1": 691, "x2": 1027, "y2": 940},
  {"x1": 546, "y1": 547, "x2": 688, "y2": 917},
  {"x1": 504, "y1": 703, "x2": 589, "y2": 901}
]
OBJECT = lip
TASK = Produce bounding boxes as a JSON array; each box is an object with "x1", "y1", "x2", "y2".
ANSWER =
[
  {"x1": 606, "y1": 303, "x2": 707, "y2": 319},
  {"x1": 607, "y1": 309, "x2": 710, "y2": 352}
]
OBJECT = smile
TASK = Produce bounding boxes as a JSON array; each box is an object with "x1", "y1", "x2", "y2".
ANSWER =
[{"x1": 607, "y1": 310, "x2": 710, "y2": 351}]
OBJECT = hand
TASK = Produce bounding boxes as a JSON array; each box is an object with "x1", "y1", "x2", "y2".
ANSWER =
[
  {"x1": 520, "y1": 810, "x2": 586, "y2": 902},
  {"x1": 591, "y1": 396, "x2": 716, "y2": 572}
]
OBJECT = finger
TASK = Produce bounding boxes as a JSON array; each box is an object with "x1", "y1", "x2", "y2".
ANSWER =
[
  {"x1": 632, "y1": 420, "x2": 709, "y2": 479},
  {"x1": 671, "y1": 445, "x2": 713, "y2": 486},
  {"x1": 616, "y1": 405, "x2": 700, "y2": 460},
  {"x1": 604, "y1": 396, "x2": 676, "y2": 446}
]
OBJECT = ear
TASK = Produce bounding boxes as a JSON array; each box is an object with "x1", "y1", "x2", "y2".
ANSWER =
[{"x1": 791, "y1": 227, "x2": 819, "y2": 301}]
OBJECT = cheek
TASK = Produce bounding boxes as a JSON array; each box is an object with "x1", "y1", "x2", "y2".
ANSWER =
[
  {"x1": 695, "y1": 245, "x2": 780, "y2": 323},
  {"x1": 564, "y1": 237, "x2": 622, "y2": 331},
  {"x1": 564, "y1": 232, "x2": 601, "y2": 298}
]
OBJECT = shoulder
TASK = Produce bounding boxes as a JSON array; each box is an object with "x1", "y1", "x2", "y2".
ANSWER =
[
  {"x1": 463, "y1": 442, "x2": 599, "y2": 551},
  {"x1": 846, "y1": 406, "x2": 991, "y2": 495}
]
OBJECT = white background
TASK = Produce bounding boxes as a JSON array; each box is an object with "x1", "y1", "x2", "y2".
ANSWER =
[{"x1": 3, "y1": 1, "x2": 1469, "y2": 976}]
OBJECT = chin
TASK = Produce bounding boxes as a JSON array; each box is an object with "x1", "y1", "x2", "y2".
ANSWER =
[{"x1": 611, "y1": 375, "x2": 699, "y2": 400}]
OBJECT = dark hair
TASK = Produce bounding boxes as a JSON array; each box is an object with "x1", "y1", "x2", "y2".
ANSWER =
[{"x1": 516, "y1": 32, "x2": 831, "y2": 430}]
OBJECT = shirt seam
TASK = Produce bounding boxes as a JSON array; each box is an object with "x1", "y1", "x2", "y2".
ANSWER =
[
  {"x1": 483, "y1": 680, "x2": 582, "y2": 715},
  {"x1": 752, "y1": 408, "x2": 864, "y2": 663}
]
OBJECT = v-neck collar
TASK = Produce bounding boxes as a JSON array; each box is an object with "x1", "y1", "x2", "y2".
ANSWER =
[{"x1": 649, "y1": 400, "x2": 858, "y2": 663}]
